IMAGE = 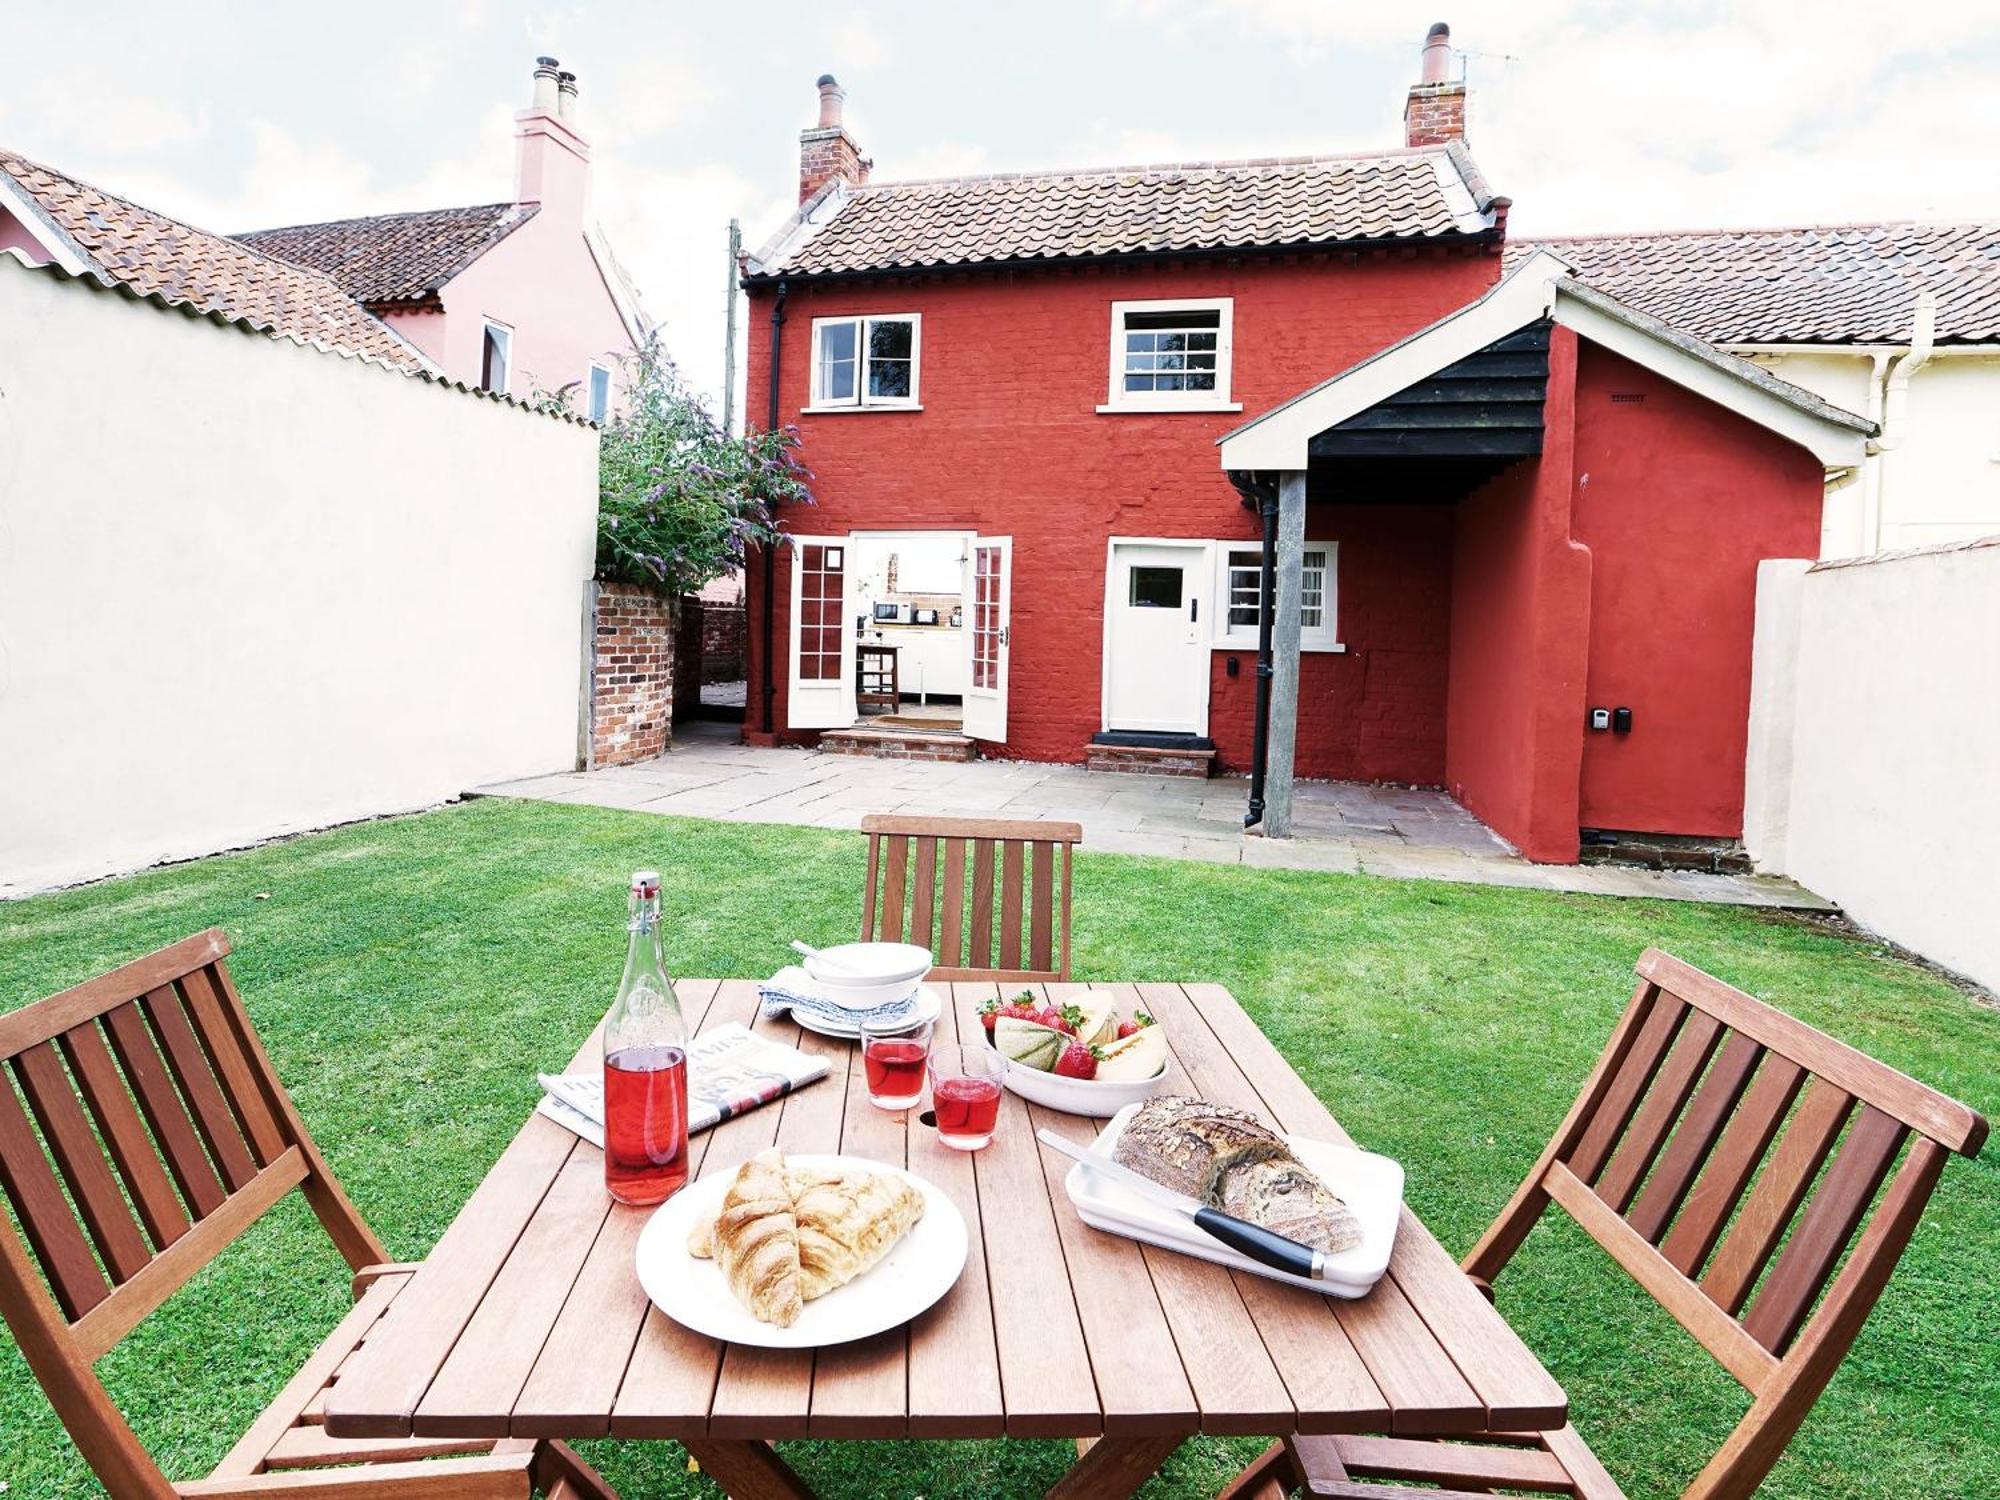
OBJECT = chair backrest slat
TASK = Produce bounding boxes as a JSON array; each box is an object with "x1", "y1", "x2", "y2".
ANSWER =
[
  {"x1": 178, "y1": 966, "x2": 289, "y2": 1166},
  {"x1": 1568, "y1": 989, "x2": 1685, "y2": 1180},
  {"x1": 101, "y1": 1002, "x2": 228, "y2": 1218},
  {"x1": 138, "y1": 984, "x2": 260, "y2": 1192},
  {"x1": 1628, "y1": 1031, "x2": 1763, "y2": 1242},
  {"x1": 1699, "y1": 1078, "x2": 1853, "y2": 1316},
  {"x1": 58, "y1": 1023, "x2": 192, "y2": 1251},
  {"x1": 859, "y1": 815, "x2": 1082, "y2": 982},
  {"x1": 1659, "y1": 1052, "x2": 1806, "y2": 1277},
  {"x1": 13, "y1": 1044, "x2": 154, "y2": 1283},
  {"x1": 0, "y1": 1073, "x2": 112, "y2": 1318},
  {"x1": 1484, "y1": 946, "x2": 1987, "y2": 1499},
  {"x1": 1741, "y1": 1106, "x2": 1907, "y2": 1355}
]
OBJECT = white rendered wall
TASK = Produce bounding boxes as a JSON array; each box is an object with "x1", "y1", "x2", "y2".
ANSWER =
[
  {"x1": 1747, "y1": 349, "x2": 2000, "y2": 557},
  {"x1": 0, "y1": 261, "x2": 599, "y2": 896},
  {"x1": 1746, "y1": 537, "x2": 2000, "y2": 990}
]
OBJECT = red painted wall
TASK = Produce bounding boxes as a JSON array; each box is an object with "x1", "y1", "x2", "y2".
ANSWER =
[
  {"x1": 744, "y1": 249, "x2": 1500, "y2": 770},
  {"x1": 1570, "y1": 345, "x2": 1824, "y2": 836},
  {"x1": 1444, "y1": 325, "x2": 1592, "y2": 863}
]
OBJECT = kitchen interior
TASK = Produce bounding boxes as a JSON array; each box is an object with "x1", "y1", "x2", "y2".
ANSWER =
[{"x1": 849, "y1": 533, "x2": 967, "y2": 730}]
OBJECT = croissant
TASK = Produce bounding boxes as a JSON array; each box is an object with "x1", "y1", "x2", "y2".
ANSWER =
[
  {"x1": 689, "y1": 1148, "x2": 803, "y2": 1327},
  {"x1": 687, "y1": 1152, "x2": 925, "y2": 1325},
  {"x1": 785, "y1": 1164, "x2": 925, "y2": 1301}
]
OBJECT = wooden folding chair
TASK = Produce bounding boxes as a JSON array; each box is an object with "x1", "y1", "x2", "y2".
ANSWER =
[
  {"x1": 1230, "y1": 947, "x2": 1987, "y2": 1500},
  {"x1": 0, "y1": 929, "x2": 617, "y2": 1500},
  {"x1": 859, "y1": 814, "x2": 1082, "y2": 981}
]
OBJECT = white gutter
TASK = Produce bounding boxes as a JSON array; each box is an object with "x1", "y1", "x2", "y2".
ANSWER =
[{"x1": 1865, "y1": 292, "x2": 1938, "y2": 552}]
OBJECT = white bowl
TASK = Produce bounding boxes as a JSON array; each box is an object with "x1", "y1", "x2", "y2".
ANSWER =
[
  {"x1": 802, "y1": 942, "x2": 933, "y2": 1009},
  {"x1": 988, "y1": 1041, "x2": 1173, "y2": 1118}
]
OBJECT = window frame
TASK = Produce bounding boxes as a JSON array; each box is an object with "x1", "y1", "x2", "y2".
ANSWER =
[
  {"x1": 1211, "y1": 539, "x2": 1344, "y2": 652},
  {"x1": 587, "y1": 361, "x2": 612, "y2": 422},
  {"x1": 1100, "y1": 297, "x2": 1239, "y2": 413},
  {"x1": 480, "y1": 319, "x2": 513, "y2": 396},
  {"x1": 805, "y1": 313, "x2": 923, "y2": 412}
]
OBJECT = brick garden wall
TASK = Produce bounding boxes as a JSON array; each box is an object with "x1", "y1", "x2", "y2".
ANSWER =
[
  {"x1": 591, "y1": 583, "x2": 675, "y2": 766},
  {"x1": 701, "y1": 600, "x2": 747, "y2": 682}
]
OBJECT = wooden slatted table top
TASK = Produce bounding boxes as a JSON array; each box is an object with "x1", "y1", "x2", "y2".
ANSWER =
[{"x1": 323, "y1": 979, "x2": 1566, "y2": 1449}]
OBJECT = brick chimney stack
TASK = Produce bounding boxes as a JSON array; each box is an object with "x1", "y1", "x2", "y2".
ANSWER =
[
  {"x1": 799, "y1": 74, "x2": 871, "y2": 202},
  {"x1": 1404, "y1": 22, "x2": 1467, "y2": 147}
]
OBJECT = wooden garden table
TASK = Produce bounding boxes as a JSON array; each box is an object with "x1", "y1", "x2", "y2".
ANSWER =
[{"x1": 324, "y1": 980, "x2": 1567, "y2": 1498}]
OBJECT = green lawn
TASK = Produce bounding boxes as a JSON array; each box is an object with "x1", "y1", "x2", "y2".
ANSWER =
[{"x1": 1, "y1": 797, "x2": 1993, "y2": 1500}]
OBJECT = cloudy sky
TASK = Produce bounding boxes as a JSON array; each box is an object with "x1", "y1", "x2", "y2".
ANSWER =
[{"x1": 5, "y1": 3, "x2": 1994, "y2": 411}]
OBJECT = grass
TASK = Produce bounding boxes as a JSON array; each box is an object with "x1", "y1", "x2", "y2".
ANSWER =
[{"x1": 1, "y1": 796, "x2": 1993, "y2": 1499}]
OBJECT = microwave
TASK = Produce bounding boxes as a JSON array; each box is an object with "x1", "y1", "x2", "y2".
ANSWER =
[
  {"x1": 912, "y1": 608, "x2": 940, "y2": 626},
  {"x1": 872, "y1": 602, "x2": 906, "y2": 623}
]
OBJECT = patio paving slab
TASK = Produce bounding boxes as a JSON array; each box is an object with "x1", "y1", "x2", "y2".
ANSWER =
[{"x1": 473, "y1": 722, "x2": 1835, "y2": 910}]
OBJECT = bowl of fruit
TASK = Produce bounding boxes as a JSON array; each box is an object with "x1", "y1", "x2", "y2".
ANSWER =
[{"x1": 977, "y1": 991, "x2": 1171, "y2": 1116}]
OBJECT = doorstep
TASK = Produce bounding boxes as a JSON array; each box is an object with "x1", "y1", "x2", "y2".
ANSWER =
[
  {"x1": 1086, "y1": 731, "x2": 1217, "y2": 779},
  {"x1": 820, "y1": 725, "x2": 978, "y2": 762}
]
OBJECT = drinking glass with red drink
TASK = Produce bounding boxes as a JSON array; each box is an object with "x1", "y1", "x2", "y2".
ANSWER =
[
  {"x1": 861, "y1": 1015, "x2": 933, "y2": 1110},
  {"x1": 603, "y1": 871, "x2": 690, "y2": 1205},
  {"x1": 929, "y1": 1044, "x2": 1004, "y2": 1151}
]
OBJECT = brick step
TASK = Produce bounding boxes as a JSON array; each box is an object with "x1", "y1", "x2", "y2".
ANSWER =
[
  {"x1": 1085, "y1": 742, "x2": 1216, "y2": 778},
  {"x1": 820, "y1": 726, "x2": 978, "y2": 762}
]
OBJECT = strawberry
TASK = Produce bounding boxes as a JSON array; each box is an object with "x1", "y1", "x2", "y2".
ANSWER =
[
  {"x1": 1029, "y1": 1004, "x2": 1069, "y2": 1033},
  {"x1": 1053, "y1": 1041, "x2": 1099, "y2": 1080},
  {"x1": 982, "y1": 993, "x2": 1039, "y2": 1033},
  {"x1": 1115, "y1": 1010, "x2": 1156, "y2": 1039}
]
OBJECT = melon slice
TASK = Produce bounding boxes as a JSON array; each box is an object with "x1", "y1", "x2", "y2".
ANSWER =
[
  {"x1": 1094, "y1": 1025, "x2": 1168, "y2": 1082},
  {"x1": 993, "y1": 1015, "x2": 1066, "y2": 1072}
]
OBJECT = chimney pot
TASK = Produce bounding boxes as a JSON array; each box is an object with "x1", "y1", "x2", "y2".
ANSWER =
[
  {"x1": 816, "y1": 74, "x2": 845, "y2": 130},
  {"x1": 1421, "y1": 23, "x2": 1453, "y2": 84},
  {"x1": 556, "y1": 69, "x2": 579, "y2": 124},
  {"x1": 531, "y1": 56, "x2": 561, "y2": 112}
]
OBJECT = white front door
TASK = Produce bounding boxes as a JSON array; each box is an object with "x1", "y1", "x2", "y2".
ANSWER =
[
  {"x1": 1104, "y1": 541, "x2": 1210, "y2": 733},
  {"x1": 962, "y1": 536, "x2": 1011, "y2": 743},
  {"x1": 786, "y1": 535, "x2": 853, "y2": 729}
]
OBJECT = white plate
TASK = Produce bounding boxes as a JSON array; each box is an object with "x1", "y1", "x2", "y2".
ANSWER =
[
  {"x1": 1063, "y1": 1102, "x2": 1405, "y2": 1298},
  {"x1": 994, "y1": 1046, "x2": 1173, "y2": 1117},
  {"x1": 792, "y1": 985, "x2": 943, "y2": 1040},
  {"x1": 804, "y1": 941, "x2": 934, "y2": 991},
  {"x1": 635, "y1": 1153, "x2": 968, "y2": 1349}
]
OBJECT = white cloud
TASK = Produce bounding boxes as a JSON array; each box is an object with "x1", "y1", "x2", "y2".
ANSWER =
[{"x1": 824, "y1": 14, "x2": 893, "y2": 70}]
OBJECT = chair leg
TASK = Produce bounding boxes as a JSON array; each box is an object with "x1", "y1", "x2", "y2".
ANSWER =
[{"x1": 1217, "y1": 1441, "x2": 1296, "y2": 1499}]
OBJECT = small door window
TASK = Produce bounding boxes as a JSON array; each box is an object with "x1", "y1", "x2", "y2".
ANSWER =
[{"x1": 1129, "y1": 566, "x2": 1184, "y2": 608}]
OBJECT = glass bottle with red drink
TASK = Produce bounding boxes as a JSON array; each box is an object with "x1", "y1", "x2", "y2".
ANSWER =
[{"x1": 603, "y1": 871, "x2": 690, "y2": 1205}]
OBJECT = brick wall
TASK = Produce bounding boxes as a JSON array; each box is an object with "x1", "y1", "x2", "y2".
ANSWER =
[
  {"x1": 1403, "y1": 83, "x2": 1467, "y2": 147},
  {"x1": 701, "y1": 600, "x2": 747, "y2": 682},
  {"x1": 591, "y1": 583, "x2": 675, "y2": 766}
]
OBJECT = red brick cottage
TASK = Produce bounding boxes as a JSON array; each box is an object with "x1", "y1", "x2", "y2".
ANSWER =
[{"x1": 738, "y1": 45, "x2": 1873, "y2": 864}]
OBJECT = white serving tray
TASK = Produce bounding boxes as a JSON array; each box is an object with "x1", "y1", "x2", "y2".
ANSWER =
[{"x1": 1063, "y1": 1102, "x2": 1404, "y2": 1298}]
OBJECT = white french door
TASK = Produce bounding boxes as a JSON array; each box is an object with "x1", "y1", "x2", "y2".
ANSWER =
[
  {"x1": 786, "y1": 535, "x2": 854, "y2": 729},
  {"x1": 962, "y1": 536, "x2": 1011, "y2": 744}
]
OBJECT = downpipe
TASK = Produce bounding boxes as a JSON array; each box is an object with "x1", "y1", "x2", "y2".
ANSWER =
[{"x1": 758, "y1": 280, "x2": 789, "y2": 735}]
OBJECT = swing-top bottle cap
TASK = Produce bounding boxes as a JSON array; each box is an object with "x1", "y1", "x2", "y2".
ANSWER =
[{"x1": 630, "y1": 870, "x2": 661, "y2": 897}]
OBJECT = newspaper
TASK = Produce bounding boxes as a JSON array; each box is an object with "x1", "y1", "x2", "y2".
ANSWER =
[{"x1": 536, "y1": 1021, "x2": 829, "y2": 1147}]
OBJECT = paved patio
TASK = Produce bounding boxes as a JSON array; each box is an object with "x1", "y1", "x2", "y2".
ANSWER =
[{"x1": 476, "y1": 722, "x2": 1833, "y2": 909}]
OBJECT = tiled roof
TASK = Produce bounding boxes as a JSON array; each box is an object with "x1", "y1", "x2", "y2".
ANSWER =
[
  {"x1": 750, "y1": 143, "x2": 1501, "y2": 279},
  {"x1": 0, "y1": 149, "x2": 427, "y2": 371},
  {"x1": 1510, "y1": 222, "x2": 2000, "y2": 345},
  {"x1": 234, "y1": 202, "x2": 539, "y2": 306}
]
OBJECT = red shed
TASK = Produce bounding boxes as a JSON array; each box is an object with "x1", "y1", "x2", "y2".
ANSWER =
[{"x1": 738, "y1": 61, "x2": 1873, "y2": 864}]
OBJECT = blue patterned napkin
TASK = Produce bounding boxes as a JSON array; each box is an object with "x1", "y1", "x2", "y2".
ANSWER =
[{"x1": 758, "y1": 965, "x2": 923, "y2": 1030}]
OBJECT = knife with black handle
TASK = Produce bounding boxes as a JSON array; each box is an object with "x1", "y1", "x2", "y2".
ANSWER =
[{"x1": 1036, "y1": 1127, "x2": 1326, "y2": 1281}]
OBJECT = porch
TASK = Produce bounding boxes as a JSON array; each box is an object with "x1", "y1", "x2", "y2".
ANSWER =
[{"x1": 478, "y1": 722, "x2": 1833, "y2": 907}]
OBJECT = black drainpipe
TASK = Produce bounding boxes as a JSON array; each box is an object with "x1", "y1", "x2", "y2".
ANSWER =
[
  {"x1": 758, "y1": 279, "x2": 789, "y2": 735},
  {"x1": 1239, "y1": 474, "x2": 1279, "y2": 829}
]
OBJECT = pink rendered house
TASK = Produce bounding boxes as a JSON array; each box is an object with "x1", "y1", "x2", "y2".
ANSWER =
[{"x1": 237, "y1": 58, "x2": 649, "y2": 416}]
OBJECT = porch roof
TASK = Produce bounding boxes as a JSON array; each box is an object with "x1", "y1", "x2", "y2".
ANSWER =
[{"x1": 1218, "y1": 250, "x2": 1878, "y2": 474}]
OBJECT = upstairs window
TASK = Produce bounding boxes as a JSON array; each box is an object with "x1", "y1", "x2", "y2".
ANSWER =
[
  {"x1": 587, "y1": 362, "x2": 612, "y2": 422},
  {"x1": 1214, "y1": 541, "x2": 1341, "y2": 650},
  {"x1": 1103, "y1": 298, "x2": 1237, "y2": 412},
  {"x1": 480, "y1": 320, "x2": 513, "y2": 395},
  {"x1": 810, "y1": 314, "x2": 921, "y2": 409}
]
